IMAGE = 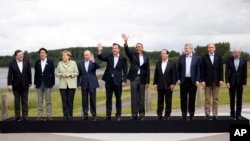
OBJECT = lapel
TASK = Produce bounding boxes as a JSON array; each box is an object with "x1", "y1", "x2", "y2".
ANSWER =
[
  {"x1": 206, "y1": 53, "x2": 213, "y2": 67},
  {"x1": 13, "y1": 61, "x2": 21, "y2": 74},
  {"x1": 230, "y1": 57, "x2": 237, "y2": 72},
  {"x1": 111, "y1": 55, "x2": 115, "y2": 69},
  {"x1": 238, "y1": 58, "x2": 243, "y2": 70},
  {"x1": 161, "y1": 60, "x2": 168, "y2": 75},
  {"x1": 83, "y1": 61, "x2": 88, "y2": 73}
]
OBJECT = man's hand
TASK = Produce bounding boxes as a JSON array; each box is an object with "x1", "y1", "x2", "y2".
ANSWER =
[
  {"x1": 219, "y1": 81, "x2": 224, "y2": 86},
  {"x1": 177, "y1": 80, "x2": 181, "y2": 85},
  {"x1": 154, "y1": 85, "x2": 157, "y2": 90},
  {"x1": 7, "y1": 85, "x2": 12, "y2": 92},
  {"x1": 145, "y1": 83, "x2": 149, "y2": 88},
  {"x1": 226, "y1": 83, "x2": 230, "y2": 88},
  {"x1": 90, "y1": 53, "x2": 95, "y2": 62},
  {"x1": 121, "y1": 33, "x2": 129, "y2": 43},
  {"x1": 97, "y1": 43, "x2": 103, "y2": 53},
  {"x1": 202, "y1": 82, "x2": 206, "y2": 88},
  {"x1": 122, "y1": 82, "x2": 126, "y2": 87},
  {"x1": 170, "y1": 85, "x2": 175, "y2": 91}
]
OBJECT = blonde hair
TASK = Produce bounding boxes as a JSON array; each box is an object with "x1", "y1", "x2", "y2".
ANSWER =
[{"x1": 61, "y1": 50, "x2": 72, "y2": 60}]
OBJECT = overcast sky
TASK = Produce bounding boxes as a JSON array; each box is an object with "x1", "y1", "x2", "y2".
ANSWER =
[{"x1": 0, "y1": 0, "x2": 250, "y2": 56}]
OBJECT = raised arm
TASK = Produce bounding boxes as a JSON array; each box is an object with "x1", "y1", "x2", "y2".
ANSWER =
[
  {"x1": 97, "y1": 43, "x2": 108, "y2": 61},
  {"x1": 122, "y1": 33, "x2": 133, "y2": 59}
]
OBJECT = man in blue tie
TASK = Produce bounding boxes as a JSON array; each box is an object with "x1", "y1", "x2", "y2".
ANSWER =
[{"x1": 77, "y1": 50, "x2": 100, "y2": 121}]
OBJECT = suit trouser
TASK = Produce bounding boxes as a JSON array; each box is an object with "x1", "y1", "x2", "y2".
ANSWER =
[
  {"x1": 157, "y1": 89, "x2": 173, "y2": 117},
  {"x1": 105, "y1": 78, "x2": 122, "y2": 117},
  {"x1": 60, "y1": 88, "x2": 75, "y2": 119},
  {"x1": 37, "y1": 82, "x2": 52, "y2": 117},
  {"x1": 130, "y1": 76, "x2": 145, "y2": 117},
  {"x1": 13, "y1": 90, "x2": 29, "y2": 118},
  {"x1": 82, "y1": 87, "x2": 96, "y2": 117},
  {"x1": 204, "y1": 82, "x2": 220, "y2": 116},
  {"x1": 180, "y1": 78, "x2": 197, "y2": 117},
  {"x1": 229, "y1": 84, "x2": 243, "y2": 117}
]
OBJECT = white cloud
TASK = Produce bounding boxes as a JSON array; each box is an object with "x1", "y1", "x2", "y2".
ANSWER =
[{"x1": 0, "y1": 0, "x2": 250, "y2": 55}]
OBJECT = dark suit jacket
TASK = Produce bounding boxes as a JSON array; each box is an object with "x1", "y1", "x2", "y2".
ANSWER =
[
  {"x1": 98, "y1": 53, "x2": 128, "y2": 85},
  {"x1": 225, "y1": 56, "x2": 247, "y2": 86},
  {"x1": 153, "y1": 60, "x2": 176, "y2": 89},
  {"x1": 77, "y1": 60, "x2": 100, "y2": 90},
  {"x1": 7, "y1": 59, "x2": 32, "y2": 91},
  {"x1": 34, "y1": 59, "x2": 55, "y2": 88},
  {"x1": 124, "y1": 44, "x2": 150, "y2": 84},
  {"x1": 201, "y1": 53, "x2": 224, "y2": 86},
  {"x1": 177, "y1": 54, "x2": 200, "y2": 85}
]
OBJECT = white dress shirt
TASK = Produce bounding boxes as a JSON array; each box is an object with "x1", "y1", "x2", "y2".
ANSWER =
[
  {"x1": 161, "y1": 59, "x2": 168, "y2": 74},
  {"x1": 41, "y1": 58, "x2": 47, "y2": 72},
  {"x1": 138, "y1": 54, "x2": 144, "y2": 74},
  {"x1": 209, "y1": 53, "x2": 214, "y2": 65},
  {"x1": 16, "y1": 60, "x2": 23, "y2": 73},
  {"x1": 234, "y1": 58, "x2": 240, "y2": 71},
  {"x1": 85, "y1": 60, "x2": 89, "y2": 72},
  {"x1": 114, "y1": 55, "x2": 119, "y2": 68},
  {"x1": 185, "y1": 54, "x2": 192, "y2": 77}
]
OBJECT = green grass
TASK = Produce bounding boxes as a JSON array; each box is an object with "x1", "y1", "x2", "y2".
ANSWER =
[{"x1": 1, "y1": 63, "x2": 250, "y2": 118}]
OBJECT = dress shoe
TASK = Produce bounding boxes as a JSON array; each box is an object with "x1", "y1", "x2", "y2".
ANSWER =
[
  {"x1": 139, "y1": 116, "x2": 145, "y2": 121},
  {"x1": 156, "y1": 116, "x2": 162, "y2": 120},
  {"x1": 14, "y1": 117, "x2": 21, "y2": 121},
  {"x1": 230, "y1": 115, "x2": 236, "y2": 120},
  {"x1": 212, "y1": 116, "x2": 218, "y2": 120},
  {"x1": 37, "y1": 117, "x2": 43, "y2": 121},
  {"x1": 189, "y1": 116, "x2": 195, "y2": 120},
  {"x1": 105, "y1": 117, "x2": 111, "y2": 120},
  {"x1": 92, "y1": 117, "x2": 97, "y2": 121},
  {"x1": 116, "y1": 117, "x2": 121, "y2": 121},
  {"x1": 204, "y1": 115, "x2": 210, "y2": 120},
  {"x1": 164, "y1": 116, "x2": 170, "y2": 120},
  {"x1": 22, "y1": 117, "x2": 29, "y2": 121},
  {"x1": 236, "y1": 116, "x2": 243, "y2": 120},
  {"x1": 180, "y1": 116, "x2": 187, "y2": 120},
  {"x1": 82, "y1": 117, "x2": 88, "y2": 120},
  {"x1": 131, "y1": 116, "x2": 137, "y2": 120}
]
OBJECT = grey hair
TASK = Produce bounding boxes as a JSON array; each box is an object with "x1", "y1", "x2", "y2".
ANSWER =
[
  {"x1": 233, "y1": 47, "x2": 242, "y2": 53},
  {"x1": 184, "y1": 43, "x2": 193, "y2": 49}
]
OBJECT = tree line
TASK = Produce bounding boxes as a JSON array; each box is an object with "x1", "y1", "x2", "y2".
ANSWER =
[{"x1": 0, "y1": 42, "x2": 249, "y2": 68}]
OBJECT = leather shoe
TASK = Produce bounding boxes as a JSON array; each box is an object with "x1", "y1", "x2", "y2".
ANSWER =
[
  {"x1": 92, "y1": 117, "x2": 97, "y2": 121},
  {"x1": 116, "y1": 117, "x2": 121, "y2": 121},
  {"x1": 105, "y1": 117, "x2": 111, "y2": 120},
  {"x1": 156, "y1": 116, "x2": 162, "y2": 120},
  {"x1": 131, "y1": 116, "x2": 137, "y2": 120},
  {"x1": 181, "y1": 116, "x2": 187, "y2": 120},
  {"x1": 189, "y1": 116, "x2": 195, "y2": 120},
  {"x1": 140, "y1": 116, "x2": 145, "y2": 121},
  {"x1": 212, "y1": 116, "x2": 218, "y2": 120},
  {"x1": 14, "y1": 117, "x2": 21, "y2": 121},
  {"x1": 22, "y1": 117, "x2": 29, "y2": 121},
  {"x1": 164, "y1": 116, "x2": 170, "y2": 120},
  {"x1": 82, "y1": 117, "x2": 88, "y2": 120},
  {"x1": 236, "y1": 116, "x2": 243, "y2": 120},
  {"x1": 204, "y1": 115, "x2": 210, "y2": 120}
]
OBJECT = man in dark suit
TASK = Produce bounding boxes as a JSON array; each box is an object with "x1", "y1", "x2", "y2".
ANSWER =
[
  {"x1": 77, "y1": 50, "x2": 100, "y2": 121},
  {"x1": 153, "y1": 49, "x2": 176, "y2": 120},
  {"x1": 7, "y1": 50, "x2": 32, "y2": 121},
  {"x1": 122, "y1": 33, "x2": 150, "y2": 120},
  {"x1": 97, "y1": 43, "x2": 128, "y2": 121},
  {"x1": 34, "y1": 48, "x2": 55, "y2": 120},
  {"x1": 225, "y1": 47, "x2": 247, "y2": 120},
  {"x1": 177, "y1": 43, "x2": 200, "y2": 120},
  {"x1": 201, "y1": 43, "x2": 224, "y2": 120}
]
